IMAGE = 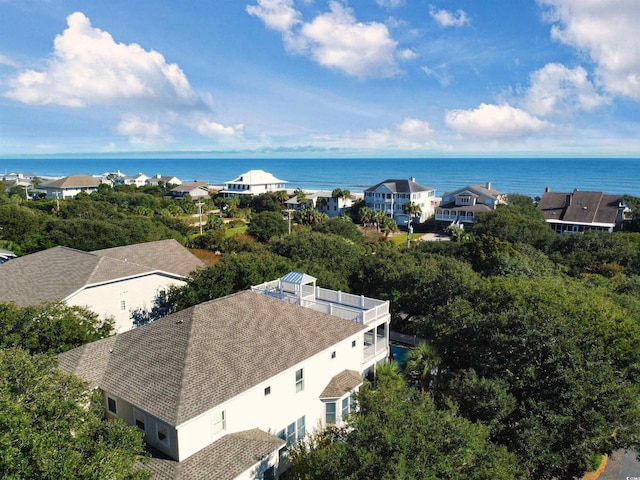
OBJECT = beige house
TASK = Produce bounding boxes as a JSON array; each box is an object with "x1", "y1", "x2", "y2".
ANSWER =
[
  {"x1": 0, "y1": 239, "x2": 204, "y2": 332},
  {"x1": 435, "y1": 182, "x2": 506, "y2": 229},
  {"x1": 59, "y1": 272, "x2": 391, "y2": 479},
  {"x1": 42, "y1": 174, "x2": 102, "y2": 199}
]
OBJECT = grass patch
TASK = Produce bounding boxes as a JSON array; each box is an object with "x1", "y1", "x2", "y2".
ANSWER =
[{"x1": 225, "y1": 225, "x2": 248, "y2": 237}]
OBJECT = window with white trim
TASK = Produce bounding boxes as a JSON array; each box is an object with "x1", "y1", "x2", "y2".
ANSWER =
[
  {"x1": 120, "y1": 300, "x2": 126, "y2": 311},
  {"x1": 342, "y1": 397, "x2": 350, "y2": 419},
  {"x1": 107, "y1": 396, "x2": 117, "y2": 415},
  {"x1": 295, "y1": 368, "x2": 304, "y2": 392},
  {"x1": 213, "y1": 410, "x2": 226, "y2": 434},
  {"x1": 325, "y1": 402, "x2": 336, "y2": 424},
  {"x1": 296, "y1": 416, "x2": 306, "y2": 441},
  {"x1": 156, "y1": 421, "x2": 169, "y2": 447},
  {"x1": 134, "y1": 409, "x2": 146, "y2": 432}
]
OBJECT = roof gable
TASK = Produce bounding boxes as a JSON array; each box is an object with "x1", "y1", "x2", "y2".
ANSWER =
[
  {"x1": 43, "y1": 175, "x2": 101, "y2": 189},
  {"x1": 225, "y1": 170, "x2": 287, "y2": 185},
  {"x1": 365, "y1": 178, "x2": 434, "y2": 194}
]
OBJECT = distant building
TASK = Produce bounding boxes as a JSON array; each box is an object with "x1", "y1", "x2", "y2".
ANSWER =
[
  {"x1": 59, "y1": 272, "x2": 390, "y2": 479},
  {"x1": 41, "y1": 174, "x2": 102, "y2": 199},
  {"x1": 113, "y1": 172, "x2": 150, "y2": 187},
  {"x1": 146, "y1": 174, "x2": 182, "y2": 187},
  {"x1": 221, "y1": 170, "x2": 288, "y2": 197},
  {"x1": 435, "y1": 182, "x2": 506, "y2": 229},
  {"x1": 284, "y1": 190, "x2": 355, "y2": 218},
  {"x1": 364, "y1": 177, "x2": 437, "y2": 224},
  {"x1": 537, "y1": 188, "x2": 627, "y2": 233},
  {"x1": 170, "y1": 181, "x2": 210, "y2": 199}
]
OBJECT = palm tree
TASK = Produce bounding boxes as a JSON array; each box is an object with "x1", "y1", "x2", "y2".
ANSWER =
[
  {"x1": 293, "y1": 188, "x2": 307, "y2": 205},
  {"x1": 359, "y1": 206, "x2": 373, "y2": 227},
  {"x1": 405, "y1": 342, "x2": 440, "y2": 393},
  {"x1": 373, "y1": 209, "x2": 386, "y2": 232},
  {"x1": 403, "y1": 201, "x2": 421, "y2": 220}
]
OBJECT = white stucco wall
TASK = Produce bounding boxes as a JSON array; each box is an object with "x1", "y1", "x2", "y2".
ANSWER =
[{"x1": 66, "y1": 273, "x2": 186, "y2": 333}]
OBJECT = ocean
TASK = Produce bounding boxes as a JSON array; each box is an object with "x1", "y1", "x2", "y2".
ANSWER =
[{"x1": 1, "y1": 157, "x2": 639, "y2": 198}]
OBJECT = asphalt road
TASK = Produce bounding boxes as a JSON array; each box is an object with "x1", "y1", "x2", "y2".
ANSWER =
[{"x1": 599, "y1": 450, "x2": 640, "y2": 480}]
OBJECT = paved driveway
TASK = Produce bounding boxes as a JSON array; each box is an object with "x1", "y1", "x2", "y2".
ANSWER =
[{"x1": 599, "y1": 449, "x2": 640, "y2": 480}]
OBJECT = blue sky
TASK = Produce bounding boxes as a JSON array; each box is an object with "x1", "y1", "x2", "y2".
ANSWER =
[{"x1": 1, "y1": 0, "x2": 639, "y2": 157}]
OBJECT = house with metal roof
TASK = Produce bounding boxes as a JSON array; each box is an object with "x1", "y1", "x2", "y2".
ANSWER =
[
  {"x1": 364, "y1": 177, "x2": 437, "y2": 224},
  {"x1": 537, "y1": 188, "x2": 627, "y2": 233},
  {"x1": 41, "y1": 174, "x2": 102, "y2": 199},
  {"x1": 435, "y1": 182, "x2": 506, "y2": 229},
  {"x1": 0, "y1": 239, "x2": 204, "y2": 332},
  {"x1": 220, "y1": 170, "x2": 288, "y2": 197},
  {"x1": 59, "y1": 272, "x2": 390, "y2": 479}
]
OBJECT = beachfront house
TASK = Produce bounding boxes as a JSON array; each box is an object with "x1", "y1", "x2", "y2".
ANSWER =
[
  {"x1": 284, "y1": 190, "x2": 355, "y2": 218},
  {"x1": 41, "y1": 174, "x2": 102, "y2": 199},
  {"x1": 537, "y1": 188, "x2": 627, "y2": 233},
  {"x1": 146, "y1": 174, "x2": 182, "y2": 187},
  {"x1": 220, "y1": 169, "x2": 288, "y2": 197},
  {"x1": 364, "y1": 177, "x2": 437, "y2": 225},
  {"x1": 170, "y1": 181, "x2": 210, "y2": 199},
  {"x1": 435, "y1": 182, "x2": 506, "y2": 229},
  {"x1": 58, "y1": 272, "x2": 390, "y2": 479},
  {"x1": 0, "y1": 239, "x2": 204, "y2": 333}
]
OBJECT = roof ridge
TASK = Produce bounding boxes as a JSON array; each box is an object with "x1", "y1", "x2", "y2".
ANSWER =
[{"x1": 174, "y1": 306, "x2": 201, "y2": 425}]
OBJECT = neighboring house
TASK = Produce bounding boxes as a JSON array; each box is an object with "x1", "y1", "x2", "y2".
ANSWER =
[
  {"x1": 364, "y1": 177, "x2": 437, "y2": 224},
  {"x1": 435, "y1": 182, "x2": 506, "y2": 229},
  {"x1": 1, "y1": 172, "x2": 37, "y2": 187},
  {"x1": 146, "y1": 174, "x2": 182, "y2": 187},
  {"x1": 113, "y1": 172, "x2": 150, "y2": 187},
  {"x1": 537, "y1": 188, "x2": 627, "y2": 233},
  {"x1": 284, "y1": 190, "x2": 354, "y2": 218},
  {"x1": 59, "y1": 272, "x2": 390, "y2": 479},
  {"x1": 41, "y1": 174, "x2": 101, "y2": 199},
  {"x1": 220, "y1": 170, "x2": 288, "y2": 197},
  {"x1": 170, "y1": 181, "x2": 210, "y2": 199},
  {"x1": 0, "y1": 239, "x2": 204, "y2": 332}
]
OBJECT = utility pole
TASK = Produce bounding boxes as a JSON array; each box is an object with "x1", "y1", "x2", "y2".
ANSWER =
[
  {"x1": 197, "y1": 200, "x2": 203, "y2": 235},
  {"x1": 284, "y1": 209, "x2": 295, "y2": 234}
]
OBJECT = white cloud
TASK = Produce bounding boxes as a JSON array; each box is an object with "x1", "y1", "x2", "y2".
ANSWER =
[
  {"x1": 5, "y1": 12, "x2": 199, "y2": 108},
  {"x1": 0, "y1": 53, "x2": 17, "y2": 68},
  {"x1": 185, "y1": 115, "x2": 244, "y2": 137},
  {"x1": 115, "y1": 115, "x2": 170, "y2": 144},
  {"x1": 247, "y1": 0, "x2": 406, "y2": 78},
  {"x1": 376, "y1": 0, "x2": 404, "y2": 8},
  {"x1": 348, "y1": 118, "x2": 436, "y2": 150},
  {"x1": 422, "y1": 64, "x2": 452, "y2": 87},
  {"x1": 429, "y1": 6, "x2": 470, "y2": 28},
  {"x1": 445, "y1": 103, "x2": 550, "y2": 138},
  {"x1": 522, "y1": 62, "x2": 608, "y2": 116},
  {"x1": 538, "y1": 0, "x2": 640, "y2": 100},
  {"x1": 246, "y1": 0, "x2": 301, "y2": 33}
]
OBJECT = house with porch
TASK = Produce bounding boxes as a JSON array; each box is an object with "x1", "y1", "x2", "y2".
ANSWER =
[
  {"x1": 284, "y1": 190, "x2": 355, "y2": 218},
  {"x1": 537, "y1": 188, "x2": 627, "y2": 233},
  {"x1": 41, "y1": 174, "x2": 102, "y2": 199},
  {"x1": 220, "y1": 170, "x2": 288, "y2": 197},
  {"x1": 0, "y1": 239, "x2": 204, "y2": 333},
  {"x1": 364, "y1": 177, "x2": 437, "y2": 225},
  {"x1": 435, "y1": 182, "x2": 506, "y2": 229},
  {"x1": 58, "y1": 272, "x2": 390, "y2": 479}
]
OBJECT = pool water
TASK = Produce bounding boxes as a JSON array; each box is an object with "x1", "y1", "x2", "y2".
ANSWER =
[{"x1": 389, "y1": 344, "x2": 411, "y2": 366}]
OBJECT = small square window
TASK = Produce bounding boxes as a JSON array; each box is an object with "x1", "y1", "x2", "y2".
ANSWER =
[
  {"x1": 134, "y1": 410, "x2": 146, "y2": 431},
  {"x1": 352, "y1": 340, "x2": 356, "y2": 348},
  {"x1": 213, "y1": 411, "x2": 226, "y2": 434},
  {"x1": 107, "y1": 396, "x2": 117, "y2": 415},
  {"x1": 264, "y1": 386, "x2": 271, "y2": 396},
  {"x1": 156, "y1": 421, "x2": 169, "y2": 447},
  {"x1": 120, "y1": 300, "x2": 126, "y2": 311},
  {"x1": 331, "y1": 351, "x2": 336, "y2": 359}
]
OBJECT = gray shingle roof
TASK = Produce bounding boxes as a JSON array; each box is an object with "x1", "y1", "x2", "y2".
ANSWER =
[
  {"x1": 59, "y1": 290, "x2": 366, "y2": 426},
  {"x1": 320, "y1": 369, "x2": 363, "y2": 398},
  {"x1": 143, "y1": 428, "x2": 285, "y2": 480},
  {"x1": 42, "y1": 175, "x2": 101, "y2": 188},
  {"x1": 0, "y1": 240, "x2": 204, "y2": 306},
  {"x1": 537, "y1": 190, "x2": 623, "y2": 225},
  {"x1": 364, "y1": 178, "x2": 435, "y2": 194}
]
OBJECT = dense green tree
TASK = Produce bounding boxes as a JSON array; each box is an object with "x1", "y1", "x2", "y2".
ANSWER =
[
  {"x1": 312, "y1": 216, "x2": 363, "y2": 243},
  {"x1": 0, "y1": 348, "x2": 149, "y2": 479},
  {"x1": 0, "y1": 302, "x2": 113, "y2": 355},
  {"x1": 295, "y1": 207, "x2": 328, "y2": 226},
  {"x1": 404, "y1": 342, "x2": 439, "y2": 392},
  {"x1": 429, "y1": 277, "x2": 640, "y2": 479},
  {"x1": 288, "y1": 365, "x2": 523, "y2": 480},
  {"x1": 247, "y1": 211, "x2": 288, "y2": 242}
]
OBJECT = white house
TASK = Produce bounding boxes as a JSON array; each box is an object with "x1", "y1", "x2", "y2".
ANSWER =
[
  {"x1": 221, "y1": 170, "x2": 288, "y2": 197},
  {"x1": 41, "y1": 174, "x2": 102, "y2": 199},
  {"x1": 0, "y1": 239, "x2": 204, "y2": 333},
  {"x1": 364, "y1": 177, "x2": 437, "y2": 224},
  {"x1": 284, "y1": 190, "x2": 355, "y2": 218},
  {"x1": 146, "y1": 174, "x2": 182, "y2": 187},
  {"x1": 58, "y1": 272, "x2": 391, "y2": 479},
  {"x1": 170, "y1": 181, "x2": 210, "y2": 199},
  {"x1": 435, "y1": 182, "x2": 506, "y2": 229},
  {"x1": 113, "y1": 172, "x2": 150, "y2": 187}
]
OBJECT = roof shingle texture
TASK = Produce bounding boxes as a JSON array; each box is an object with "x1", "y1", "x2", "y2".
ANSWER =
[
  {"x1": 0, "y1": 240, "x2": 204, "y2": 306},
  {"x1": 365, "y1": 178, "x2": 434, "y2": 193},
  {"x1": 42, "y1": 175, "x2": 101, "y2": 188},
  {"x1": 320, "y1": 369, "x2": 363, "y2": 398},
  {"x1": 537, "y1": 191, "x2": 623, "y2": 224},
  {"x1": 143, "y1": 428, "x2": 285, "y2": 480},
  {"x1": 59, "y1": 290, "x2": 366, "y2": 426}
]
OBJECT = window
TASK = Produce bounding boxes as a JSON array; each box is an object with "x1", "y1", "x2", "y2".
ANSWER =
[
  {"x1": 264, "y1": 386, "x2": 271, "y2": 396},
  {"x1": 213, "y1": 411, "x2": 226, "y2": 434},
  {"x1": 342, "y1": 397, "x2": 350, "y2": 419},
  {"x1": 325, "y1": 402, "x2": 336, "y2": 424},
  {"x1": 156, "y1": 421, "x2": 169, "y2": 447},
  {"x1": 352, "y1": 340, "x2": 356, "y2": 348},
  {"x1": 296, "y1": 416, "x2": 306, "y2": 441},
  {"x1": 264, "y1": 466, "x2": 276, "y2": 480},
  {"x1": 134, "y1": 409, "x2": 146, "y2": 431},
  {"x1": 120, "y1": 300, "x2": 126, "y2": 311},
  {"x1": 286, "y1": 422, "x2": 296, "y2": 446},
  {"x1": 331, "y1": 351, "x2": 336, "y2": 359},
  {"x1": 295, "y1": 368, "x2": 304, "y2": 392},
  {"x1": 107, "y1": 396, "x2": 117, "y2": 415}
]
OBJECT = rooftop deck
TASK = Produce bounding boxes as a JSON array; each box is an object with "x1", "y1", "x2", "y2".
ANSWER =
[{"x1": 251, "y1": 278, "x2": 389, "y2": 325}]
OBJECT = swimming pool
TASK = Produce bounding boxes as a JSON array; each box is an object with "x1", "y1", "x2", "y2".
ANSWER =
[{"x1": 389, "y1": 344, "x2": 411, "y2": 366}]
